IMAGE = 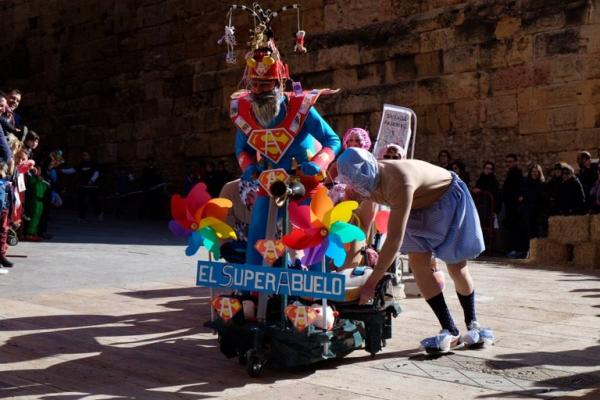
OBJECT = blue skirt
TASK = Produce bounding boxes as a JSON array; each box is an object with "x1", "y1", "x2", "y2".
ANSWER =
[{"x1": 400, "y1": 172, "x2": 485, "y2": 264}]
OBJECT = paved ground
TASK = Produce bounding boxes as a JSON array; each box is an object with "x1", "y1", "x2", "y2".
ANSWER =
[{"x1": 0, "y1": 211, "x2": 599, "y2": 399}]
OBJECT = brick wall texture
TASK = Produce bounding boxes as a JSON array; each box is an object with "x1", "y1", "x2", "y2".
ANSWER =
[{"x1": 1, "y1": 0, "x2": 599, "y2": 183}]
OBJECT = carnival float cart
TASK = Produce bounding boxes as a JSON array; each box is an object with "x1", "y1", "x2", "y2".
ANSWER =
[{"x1": 170, "y1": 177, "x2": 401, "y2": 377}]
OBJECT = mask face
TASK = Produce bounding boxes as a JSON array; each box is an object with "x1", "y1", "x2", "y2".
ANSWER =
[{"x1": 336, "y1": 148, "x2": 379, "y2": 197}]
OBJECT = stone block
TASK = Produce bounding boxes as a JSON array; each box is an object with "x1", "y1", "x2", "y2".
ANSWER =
[
  {"x1": 485, "y1": 95, "x2": 518, "y2": 128},
  {"x1": 415, "y1": 51, "x2": 443, "y2": 77},
  {"x1": 551, "y1": 106, "x2": 584, "y2": 131},
  {"x1": 385, "y1": 56, "x2": 417, "y2": 83},
  {"x1": 324, "y1": 0, "x2": 394, "y2": 30},
  {"x1": 534, "y1": 29, "x2": 581, "y2": 58},
  {"x1": 420, "y1": 28, "x2": 455, "y2": 53},
  {"x1": 317, "y1": 44, "x2": 360, "y2": 70},
  {"x1": 543, "y1": 55, "x2": 584, "y2": 83},
  {"x1": 507, "y1": 35, "x2": 533, "y2": 65},
  {"x1": 356, "y1": 64, "x2": 384, "y2": 87},
  {"x1": 443, "y1": 45, "x2": 479, "y2": 74},
  {"x1": 491, "y1": 65, "x2": 532, "y2": 93},
  {"x1": 519, "y1": 109, "x2": 553, "y2": 134},
  {"x1": 527, "y1": 238, "x2": 569, "y2": 265},
  {"x1": 530, "y1": 82, "x2": 583, "y2": 109},
  {"x1": 573, "y1": 242, "x2": 600, "y2": 269},
  {"x1": 580, "y1": 23, "x2": 600, "y2": 54},
  {"x1": 420, "y1": 104, "x2": 451, "y2": 136},
  {"x1": 548, "y1": 215, "x2": 590, "y2": 244},
  {"x1": 521, "y1": 12, "x2": 565, "y2": 34},
  {"x1": 391, "y1": 0, "x2": 421, "y2": 17},
  {"x1": 591, "y1": 214, "x2": 600, "y2": 242},
  {"x1": 451, "y1": 99, "x2": 482, "y2": 131},
  {"x1": 333, "y1": 68, "x2": 359, "y2": 88},
  {"x1": 479, "y1": 40, "x2": 508, "y2": 69},
  {"x1": 583, "y1": 104, "x2": 600, "y2": 128},
  {"x1": 495, "y1": 16, "x2": 521, "y2": 39}
]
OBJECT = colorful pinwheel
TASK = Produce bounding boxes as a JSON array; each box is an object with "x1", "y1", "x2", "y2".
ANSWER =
[
  {"x1": 283, "y1": 187, "x2": 366, "y2": 268},
  {"x1": 169, "y1": 183, "x2": 237, "y2": 259}
]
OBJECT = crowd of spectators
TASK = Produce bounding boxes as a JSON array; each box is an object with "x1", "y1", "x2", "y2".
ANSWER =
[
  {"x1": 436, "y1": 149, "x2": 600, "y2": 258},
  {"x1": 0, "y1": 89, "x2": 112, "y2": 274}
]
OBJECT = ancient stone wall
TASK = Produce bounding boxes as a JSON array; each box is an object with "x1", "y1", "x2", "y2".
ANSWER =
[{"x1": 1, "y1": 0, "x2": 599, "y2": 185}]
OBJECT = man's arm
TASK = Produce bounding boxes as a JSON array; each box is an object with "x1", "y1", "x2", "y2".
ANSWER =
[
  {"x1": 302, "y1": 108, "x2": 341, "y2": 172},
  {"x1": 360, "y1": 183, "x2": 414, "y2": 303},
  {"x1": 234, "y1": 129, "x2": 258, "y2": 177}
]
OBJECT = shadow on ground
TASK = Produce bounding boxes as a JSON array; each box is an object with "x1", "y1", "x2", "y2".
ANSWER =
[
  {"x1": 477, "y1": 283, "x2": 600, "y2": 399},
  {"x1": 0, "y1": 287, "x2": 302, "y2": 399}
]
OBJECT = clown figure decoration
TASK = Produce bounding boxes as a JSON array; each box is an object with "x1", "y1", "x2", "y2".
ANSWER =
[{"x1": 226, "y1": 4, "x2": 341, "y2": 266}]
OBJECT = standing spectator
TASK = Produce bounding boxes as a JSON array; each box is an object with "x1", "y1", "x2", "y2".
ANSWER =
[
  {"x1": 0, "y1": 162, "x2": 13, "y2": 269},
  {"x1": 62, "y1": 151, "x2": 102, "y2": 222},
  {"x1": 4, "y1": 89, "x2": 23, "y2": 129},
  {"x1": 23, "y1": 131, "x2": 40, "y2": 157},
  {"x1": 183, "y1": 162, "x2": 202, "y2": 196},
  {"x1": 0, "y1": 94, "x2": 13, "y2": 163},
  {"x1": 437, "y1": 150, "x2": 452, "y2": 170},
  {"x1": 0, "y1": 90, "x2": 21, "y2": 137},
  {"x1": 576, "y1": 151, "x2": 598, "y2": 211},
  {"x1": 450, "y1": 160, "x2": 470, "y2": 187},
  {"x1": 204, "y1": 161, "x2": 220, "y2": 197},
  {"x1": 23, "y1": 166, "x2": 49, "y2": 241},
  {"x1": 546, "y1": 163, "x2": 564, "y2": 216},
  {"x1": 139, "y1": 163, "x2": 165, "y2": 219},
  {"x1": 502, "y1": 154, "x2": 527, "y2": 258},
  {"x1": 214, "y1": 160, "x2": 232, "y2": 194},
  {"x1": 557, "y1": 164, "x2": 586, "y2": 215},
  {"x1": 473, "y1": 161, "x2": 502, "y2": 212},
  {"x1": 522, "y1": 164, "x2": 548, "y2": 239},
  {"x1": 590, "y1": 163, "x2": 600, "y2": 213}
]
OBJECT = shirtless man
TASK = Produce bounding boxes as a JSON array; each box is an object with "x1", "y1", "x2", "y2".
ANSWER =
[{"x1": 336, "y1": 147, "x2": 494, "y2": 353}]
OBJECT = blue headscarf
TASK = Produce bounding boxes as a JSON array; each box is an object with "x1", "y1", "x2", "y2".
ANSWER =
[{"x1": 336, "y1": 148, "x2": 379, "y2": 196}]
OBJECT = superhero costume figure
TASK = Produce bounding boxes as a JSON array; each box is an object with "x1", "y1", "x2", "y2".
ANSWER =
[{"x1": 231, "y1": 23, "x2": 340, "y2": 266}]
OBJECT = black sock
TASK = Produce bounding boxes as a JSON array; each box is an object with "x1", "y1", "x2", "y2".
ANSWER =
[
  {"x1": 457, "y1": 290, "x2": 477, "y2": 327},
  {"x1": 426, "y1": 292, "x2": 459, "y2": 336}
]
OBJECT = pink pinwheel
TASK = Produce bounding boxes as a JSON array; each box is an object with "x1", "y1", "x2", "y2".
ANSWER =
[
  {"x1": 169, "y1": 183, "x2": 236, "y2": 259},
  {"x1": 283, "y1": 187, "x2": 365, "y2": 268}
]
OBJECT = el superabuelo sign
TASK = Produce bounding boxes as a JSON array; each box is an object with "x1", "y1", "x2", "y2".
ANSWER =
[{"x1": 197, "y1": 261, "x2": 346, "y2": 301}]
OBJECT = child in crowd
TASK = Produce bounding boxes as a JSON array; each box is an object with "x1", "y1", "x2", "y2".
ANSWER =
[{"x1": 0, "y1": 162, "x2": 13, "y2": 271}]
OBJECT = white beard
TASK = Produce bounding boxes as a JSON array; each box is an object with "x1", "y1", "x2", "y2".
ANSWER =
[{"x1": 251, "y1": 88, "x2": 283, "y2": 127}]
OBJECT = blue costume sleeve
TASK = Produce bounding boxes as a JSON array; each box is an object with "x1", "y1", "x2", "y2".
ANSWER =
[
  {"x1": 234, "y1": 129, "x2": 255, "y2": 158},
  {"x1": 303, "y1": 107, "x2": 341, "y2": 156}
]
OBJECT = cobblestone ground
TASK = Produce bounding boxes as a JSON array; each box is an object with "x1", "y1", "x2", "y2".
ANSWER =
[{"x1": 0, "y1": 211, "x2": 598, "y2": 399}]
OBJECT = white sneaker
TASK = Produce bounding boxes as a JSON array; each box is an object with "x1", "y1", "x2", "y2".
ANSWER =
[
  {"x1": 0, "y1": 267, "x2": 8, "y2": 275},
  {"x1": 420, "y1": 329, "x2": 462, "y2": 354},
  {"x1": 462, "y1": 321, "x2": 494, "y2": 347}
]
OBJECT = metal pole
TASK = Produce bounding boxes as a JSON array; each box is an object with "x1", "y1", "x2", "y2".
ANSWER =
[
  {"x1": 321, "y1": 257, "x2": 329, "y2": 356},
  {"x1": 209, "y1": 252, "x2": 215, "y2": 322}
]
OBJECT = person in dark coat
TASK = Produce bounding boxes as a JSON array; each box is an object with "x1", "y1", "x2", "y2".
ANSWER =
[
  {"x1": 546, "y1": 163, "x2": 565, "y2": 216},
  {"x1": 437, "y1": 150, "x2": 452, "y2": 170},
  {"x1": 557, "y1": 164, "x2": 586, "y2": 215},
  {"x1": 473, "y1": 161, "x2": 502, "y2": 212},
  {"x1": 522, "y1": 164, "x2": 548, "y2": 239},
  {"x1": 576, "y1": 151, "x2": 599, "y2": 211},
  {"x1": 450, "y1": 160, "x2": 470, "y2": 188},
  {"x1": 501, "y1": 154, "x2": 527, "y2": 257}
]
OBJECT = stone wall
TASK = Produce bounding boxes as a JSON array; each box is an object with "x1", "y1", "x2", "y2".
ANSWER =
[{"x1": 1, "y1": 0, "x2": 599, "y2": 185}]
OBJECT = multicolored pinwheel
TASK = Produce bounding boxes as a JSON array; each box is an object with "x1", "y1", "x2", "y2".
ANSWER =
[
  {"x1": 282, "y1": 187, "x2": 365, "y2": 267},
  {"x1": 169, "y1": 183, "x2": 237, "y2": 259}
]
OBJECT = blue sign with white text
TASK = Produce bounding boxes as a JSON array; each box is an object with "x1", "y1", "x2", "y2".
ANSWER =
[{"x1": 196, "y1": 261, "x2": 346, "y2": 301}]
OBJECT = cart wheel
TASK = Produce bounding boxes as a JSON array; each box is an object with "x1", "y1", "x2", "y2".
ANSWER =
[
  {"x1": 246, "y1": 350, "x2": 264, "y2": 378},
  {"x1": 7, "y1": 236, "x2": 18, "y2": 246}
]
